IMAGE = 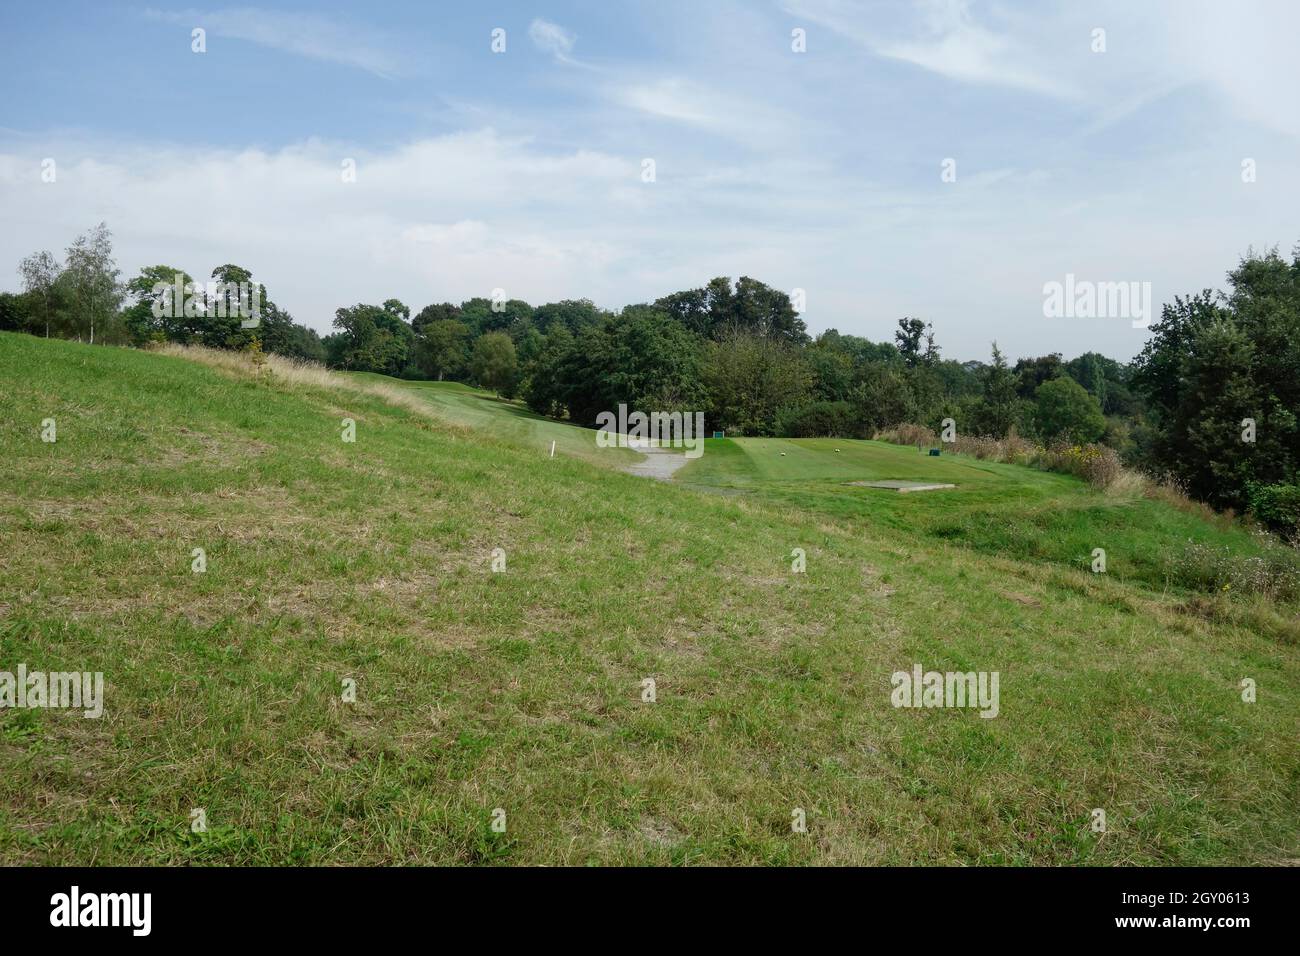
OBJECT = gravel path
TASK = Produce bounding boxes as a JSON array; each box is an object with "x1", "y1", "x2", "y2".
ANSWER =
[{"x1": 623, "y1": 442, "x2": 691, "y2": 481}]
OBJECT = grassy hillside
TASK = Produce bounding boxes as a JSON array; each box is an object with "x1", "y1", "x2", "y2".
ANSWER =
[
  {"x1": 346, "y1": 373, "x2": 641, "y2": 470},
  {"x1": 1, "y1": 332, "x2": 1297, "y2": 865},
  {"x1": 678, "y1": 437, "x2": 1300, "y2": 623}
]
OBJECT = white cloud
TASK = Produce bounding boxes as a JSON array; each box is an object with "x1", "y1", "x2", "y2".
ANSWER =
[
  {"x1": 616, "y1": 78, "x2": 716, "y2": 125},
  {"x1": 783, "y1": 0, "x2": 1076, "y2": 98},
  {"x1": 0, "y1": 133, "x2": 635, "y2": 325},
  {"x1": 4, "y1": 116, "x2": 1298, "y2": 363},
  {"x1": 528, "y1": 18, "x2": 578, "y2": 65},
  {"x1": 880, "y1": 0, "x2": 1077, "y2": 98},
  {"x1": 783, "y1": 0, "x2": 1300, "y2": 139}
]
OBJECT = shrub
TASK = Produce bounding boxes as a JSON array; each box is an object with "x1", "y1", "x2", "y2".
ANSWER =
[
  {"x1": 1247, "y1": 482, "x2": 1300, "y2": 539},
  {"x1": 776, "y1": 400, "x2": 857, "y2": 438},
  {"x1": 1034, "y1": 376, "x2": 1106, "y2": 444}
]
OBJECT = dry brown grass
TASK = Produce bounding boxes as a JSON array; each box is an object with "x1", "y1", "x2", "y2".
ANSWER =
[
  {"x1": 1141, "y1": 472, "x2": 1224, "y2": 521},
  {"x1": 152, "y1": 342, "x2": 461, "y2": 429},
  {"x1": 874, "y1": 423, "x2": 936, "y2": 448}
]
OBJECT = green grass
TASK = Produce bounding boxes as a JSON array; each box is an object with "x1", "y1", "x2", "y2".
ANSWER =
[
  {"x1": 1, "y1": 331, "x2": 1298, "y2": 865},
  {"x1": 677, "y1": 436, "x2": 1299, "y2": 607},
  {"x1": 346, "y1": 373, "x2": 640, "y2": 470}
]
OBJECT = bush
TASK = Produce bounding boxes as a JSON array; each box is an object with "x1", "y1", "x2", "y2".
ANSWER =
[
  {"x1": 1248, "y1": 483, "x2": 1300, "y2": 539},
  {"x1": 399, "y1": 363, "x2": 430, "y2": 381},
  {"x1": 1035, "y1": 377, "x2": 1106, "y2": 444},
  {"x1": 777, "y1": 400, "x2": 856, "y2": 437}
]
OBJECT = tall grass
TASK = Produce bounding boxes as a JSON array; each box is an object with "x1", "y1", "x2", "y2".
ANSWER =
[{"x1": 152, "y1": 342, "x2": 455, "y2": 425}]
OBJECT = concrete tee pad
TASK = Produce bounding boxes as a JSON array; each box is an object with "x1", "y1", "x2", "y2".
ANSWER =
[{"x1": 851, "y1": 480, "x2": 957, "y2": 493}]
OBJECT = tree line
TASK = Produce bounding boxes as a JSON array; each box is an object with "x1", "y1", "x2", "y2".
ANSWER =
[
  {"x1": 1, "y1": 223, "x2": 324, "y2": 361},
  {"x1": 4, "y1": 227, "x2": 1297, "y2": 534}
]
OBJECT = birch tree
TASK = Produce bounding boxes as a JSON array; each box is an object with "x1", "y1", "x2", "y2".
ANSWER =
[
  {"x1": 18, "y1": 250, "x2": 60, "y2": 338},
  {"x1": 64, "y1": 222, "x2": 120, "y2": 344}
]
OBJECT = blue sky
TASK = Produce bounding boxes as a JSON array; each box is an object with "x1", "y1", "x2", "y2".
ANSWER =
[{"x1": 2, "y1": 0, "x2": 1297, "y2": 360}]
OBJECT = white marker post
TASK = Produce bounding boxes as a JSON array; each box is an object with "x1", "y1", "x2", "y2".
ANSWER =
[{"x1": 549, "y1": 440, "x2": 556, "y2": 458}]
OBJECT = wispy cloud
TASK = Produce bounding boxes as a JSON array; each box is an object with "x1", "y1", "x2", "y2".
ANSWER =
[
  {"x1": 880, "y1": 1, "x2": 1077, "y2": 98},
  {"x1": 783, "y1": 0, "x2": 1076, "y2": 98},
  {"x1": 610, "y1": 77, "x2": 799, "y2": 149},
  {"x1": 528, "y1": 18, "x2": 581, "y2": 66},
  {"x1": 144, "y1": 7, "x2": 407, "y2": 78},
  {"x1": 617, "y1": 78, "x2": 716, "y2": 125}
]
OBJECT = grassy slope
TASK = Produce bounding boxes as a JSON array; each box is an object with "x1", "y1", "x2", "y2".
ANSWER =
[
  {"x1": 677, "y1": 437, "x2": 1296, "y2": 601},
  {"x1": 1, "y1": 333, "x2": 1297, "y2": 865},
  {"x1": 346, "y1": 372, "x2": 640, "y2": 470}
]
